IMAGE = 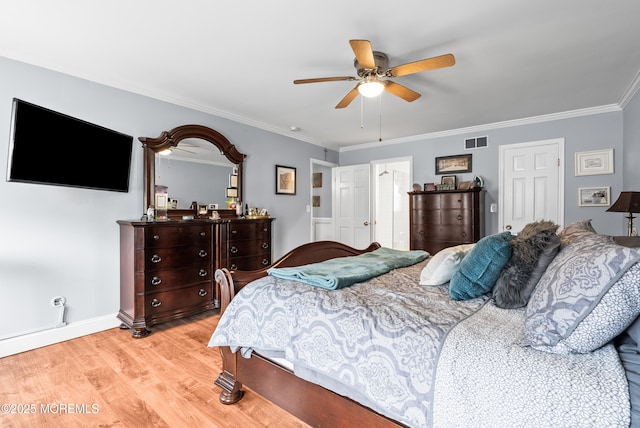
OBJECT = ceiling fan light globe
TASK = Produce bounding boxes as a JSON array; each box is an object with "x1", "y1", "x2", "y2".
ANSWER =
[
  {"x1": 358, "y1": 80, "x2": 385, "y2": 98},
  {"x1": 158, "y1": 148, "x2": 172, "y2": 156}
]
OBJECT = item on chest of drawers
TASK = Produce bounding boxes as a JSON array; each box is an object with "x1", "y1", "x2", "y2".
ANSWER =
[{"x1": 210, "y1": 210, "x2": 220, "y2": 220}]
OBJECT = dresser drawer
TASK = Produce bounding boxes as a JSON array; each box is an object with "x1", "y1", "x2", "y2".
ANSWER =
[
  {"x1": 140, "y1": 245, "x2": 212, "y2": 271},
  {"x1": 413, "y1": 226, "x2": 473, "y2": 242},
  {"x1": 140, "y1": 263, "x2": 211, "y2": 292},
  {"x1": 439, "y1": 209, "x2": 472, "y2": 226},
  {"x1": 226, "y1": 221, "x2": 272, "y2": 241},
  {"x1": 144, "y1": 224, "x2": 211, "y2": 249},
  {"x1": 145, "y1": 283, "x2": 213, "y2": 317},
  {"x1": 440, "y1": 193, "x2": 473, "y2": 209},
  {"x1": 227, "y1": 239, "x2": 271, "y2": 257},
  {"x1": 228, "y1": 254, "x2": 272, "y2": 271}
]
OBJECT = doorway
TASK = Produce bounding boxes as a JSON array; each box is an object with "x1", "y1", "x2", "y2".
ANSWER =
[{"x1": 372, "y1": 158, "x2": 411, "y2": 249}]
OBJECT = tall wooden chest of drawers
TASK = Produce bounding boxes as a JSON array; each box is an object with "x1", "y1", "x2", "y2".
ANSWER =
[
  {"x1": 117, "y1": 218, "x2": 273, "y2": 337},
  {"x1": 409, "y1": 188, "x2": 485, "y2": 255}
]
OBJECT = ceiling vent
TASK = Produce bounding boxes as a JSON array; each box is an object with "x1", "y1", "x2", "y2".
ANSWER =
[{"x1": 464, "y1": 136, "x2": 488, "y2": 150}]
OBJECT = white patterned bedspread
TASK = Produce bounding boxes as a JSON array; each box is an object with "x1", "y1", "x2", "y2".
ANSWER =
[
  {"x1": 433, "y1": 303, "x2": 630, "y2": 428},
  {"x1": 209, "y1": 260, "x2": 630, "y2": 427}
]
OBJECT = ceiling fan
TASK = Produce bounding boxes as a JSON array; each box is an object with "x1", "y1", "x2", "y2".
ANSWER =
[{"x1": 293, "y1": 39, "x2": 455, "y2": 109}]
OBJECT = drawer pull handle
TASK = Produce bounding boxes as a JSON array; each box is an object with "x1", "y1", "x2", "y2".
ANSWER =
[
  {"x1": 151, "y1": 276, "x2": 162, "y2": 286},
  {"x1": 262, "y1": 242, "x2": 269, "y2": 249},
  {"x1": 151, "y1": 299, "x2": 162, "y2": 308},
  {"x1": 457, "y1": 215, "x2": 463, "y2": 220},
  {"x1": 151, "y1": 254, "x2": 162, "y2": 263},
  {"x1": 153, "y1": 235, "x2": 160, "y2": 240},
  {"x1": 461, "y1": 232, "x2": 468, "y2": 237},
  {"x1": 230, "y1": 246, "x2": 238, "y2": 254},
  {"x1": 230, "y1": 264, "x2": 238, "y2": 270},
  {"x1": 200, "y1": 232, "x2": 206, "y2": 237},
  {"x1": 198, "y1": 289, "x2": 208, "y2": 297},
  {"x1": 262, "y1": 259, "x2": 270, "y2": 266},
  {"x1": 231, "y1": 230, "x2": 237, "y2": 234},
  {"x1": 198, "y1": 249, "x2": 208, "y2": 257},
  {"x1": 418, "y1": 230, "x2": 424, "y2": 235},
  {"x1": 199, "y1": 269, "x2": 208, "y2": 277},
  {"x1": 262, "y1": 228, "x2": 268, "y2": 232}
]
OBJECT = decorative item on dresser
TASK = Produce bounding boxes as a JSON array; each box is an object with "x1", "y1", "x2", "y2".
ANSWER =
[{"x1": 409, "y1": 187, "x2": 485, "y2": 255}]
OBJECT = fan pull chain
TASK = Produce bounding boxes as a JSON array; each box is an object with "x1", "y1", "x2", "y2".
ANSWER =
[
  {"x1": 360, "y1": 96, "x2": 364, "y2": 129},
  {"x1": 378, "y1": 94, "x2": 383, "y2": 142}
]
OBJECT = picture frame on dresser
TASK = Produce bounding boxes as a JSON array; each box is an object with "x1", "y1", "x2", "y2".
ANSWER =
[{"x1": 441, "y1": 175, "x2": 457, "y2": 187}]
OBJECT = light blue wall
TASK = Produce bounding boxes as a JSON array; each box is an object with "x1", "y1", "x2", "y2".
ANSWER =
[
  {"x1": 0, "y1": 57, "x2": 337, "y2": 339},
  {"x1": 623, "y1": 90, "x2": 640, "y2": 189},
  {"x1": 340, "y1": 110, "x2": 626, "y2": 236}
]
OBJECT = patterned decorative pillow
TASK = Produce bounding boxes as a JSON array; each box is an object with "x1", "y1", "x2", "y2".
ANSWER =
[
  {"x1": 557, "y1": 219, "x2": 597, "y2": 248},
  {"x1": 419, "y1": 243, "x2": 475, "y2": 286},
  {"x1": 493, "y1": 220, "x2": 560, "y2": 309},
  {"x1": 523, "y1": 234, "x2": 640, "y2": 354},
  {"x1": 449, "y1": 232, "x2": 513, "y2": 300}
]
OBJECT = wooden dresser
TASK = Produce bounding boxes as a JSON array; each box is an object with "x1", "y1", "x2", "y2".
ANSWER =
[
  {"x1": 117, "y1": 217, "x2": 274, "y2": 337},
  {"x1": 409, "y1": 188, "x2": 485, "y2": 255}
]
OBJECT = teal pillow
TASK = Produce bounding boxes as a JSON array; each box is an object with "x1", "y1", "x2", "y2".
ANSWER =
[{"x1": 449, "y1": 232, "x2": 514, "y2": 300}]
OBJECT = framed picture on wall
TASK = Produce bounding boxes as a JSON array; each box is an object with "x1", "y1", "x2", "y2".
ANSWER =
[
  {"x1": 435, "y1": 154, "x2": 472, "y2": 174},
  {"x1": 578, "y1": 186, "x2": 610, "y2": 206},
  {"x1": 575, "y1": 149, "x2": 614, "y2": 176},
  {"x1": 276, "y1": 165, "x2": 296, "y2": 195},
  {"x1": 312, "y1": 172, "x2": 323, "y2": 188}
]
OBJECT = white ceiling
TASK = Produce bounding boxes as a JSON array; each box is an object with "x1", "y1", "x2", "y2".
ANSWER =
[{"x1": 2, "y1": 1, "x2": 640, "y2": 152}]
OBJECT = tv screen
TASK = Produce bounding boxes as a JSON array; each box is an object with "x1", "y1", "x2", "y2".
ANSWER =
[{"x1": 7, "y1": 99, "x2": 133, "y2": 192}]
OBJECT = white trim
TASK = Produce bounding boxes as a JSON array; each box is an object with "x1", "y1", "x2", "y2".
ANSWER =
[
  {"x1": 0, "y1": 313, "x2": 121, "y2": 358},
  {"x1": 339, "y1": 105, "x2": 620, "y2": 152}
]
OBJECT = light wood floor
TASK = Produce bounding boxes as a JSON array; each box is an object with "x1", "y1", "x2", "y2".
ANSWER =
[{"x1": 0, "y1": 311, "x2": 310, "y2": 428}]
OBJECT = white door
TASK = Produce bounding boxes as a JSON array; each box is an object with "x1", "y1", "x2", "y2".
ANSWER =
[
  {"x1": 334, "y1": 164, "x2": 371, "y2": 248},
  {"x1": 372, "y1": 158, "x2": 411, "y2": 250},
  {"x1": 499, "y1": 138, "x2": 565, "y2": 234}
]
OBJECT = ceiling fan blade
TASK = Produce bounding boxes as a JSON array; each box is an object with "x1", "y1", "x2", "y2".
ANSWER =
[
  {"x1": 387, "y1": 53, "x2": 455, "y2": 77},
  {"x1": 349, "y1": 40, "x2": 376, "y2": 69},
  {"x1": 384, "y1": 81, "x2": 421, "y2": 102},
  {"x1": 294, "y1": 76, "x2": 356, "y2": 84},
  {"x1": 335, "y1": 87, "x2": 360, "y2": 109}
]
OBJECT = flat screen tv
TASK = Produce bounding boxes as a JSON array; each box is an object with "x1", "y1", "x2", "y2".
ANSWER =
[{"x1": 7, "y1": 98, "x2": 134, "y2": 192}]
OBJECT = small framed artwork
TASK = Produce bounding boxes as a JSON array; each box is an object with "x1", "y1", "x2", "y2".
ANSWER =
[
  {"x1": 458, "y1": 181, "x2": 473, "y2": 190},
  {"x1": 225, "y1": 187, "x2": 238, "y2": 198},
  {"x1": 312, "y1": 172, "x2": 323, "y2": 188},
  {"x1": 441, "y1": 175, "x2": 457, "y2": 187},
  {"x1": 229, "y1": 174, "x2": 238, "y2": 188},
  {"x1": 435, "y1": 154, "x2": 472, "y2": 174},
  {"x1": 424, "y1": 183, "x2": 436, "y2": 191},
  {"x1": 578, "y1": 186, "x2": 611, "y2": 206},
  {"x1": 575, "y1": 149, "x2": 614, "y2": 176},
  {"x1": 276, "y1": 165, "x2": 296, "y2": 195},
  {"x1": 155, "y1": 193, "x2": 168, "y2": 210},
  {"x1": 312, "y1": 196, "x2": 320, "y2": 207}
]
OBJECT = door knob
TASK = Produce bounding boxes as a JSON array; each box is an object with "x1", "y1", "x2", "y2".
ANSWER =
[
  {"x1": 363, "y1": 221, "x2": 369, "y2": 226},
  {"x1": 505, "y1": 225, "x2": 512, "y2": 230}
]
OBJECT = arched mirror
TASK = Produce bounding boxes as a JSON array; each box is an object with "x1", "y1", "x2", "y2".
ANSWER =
[{"x1": 139, "y1": 124, "x2": 245, "y2": 218}]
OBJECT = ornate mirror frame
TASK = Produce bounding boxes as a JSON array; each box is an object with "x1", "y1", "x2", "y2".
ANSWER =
[{"x1": 139, "y1": 124, "x2": 246, "y2": 214}]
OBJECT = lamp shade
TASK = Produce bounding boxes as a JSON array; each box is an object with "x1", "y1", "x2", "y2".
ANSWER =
[{"x1": 606, "y1": 192, "x2": 640, "y2": 213}]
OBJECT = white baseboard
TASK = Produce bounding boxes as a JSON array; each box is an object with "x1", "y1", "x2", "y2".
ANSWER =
[{"x1": 0, "y1": 313, "x2": 121, "y2": 358}]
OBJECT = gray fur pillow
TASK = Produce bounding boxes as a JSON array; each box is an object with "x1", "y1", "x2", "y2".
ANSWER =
[{"x1": 493, "y1": 220, "x2": 560, "y2": 309}]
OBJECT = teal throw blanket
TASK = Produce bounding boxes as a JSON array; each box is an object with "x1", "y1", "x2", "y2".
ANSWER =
[{"x1": 267, "y1": 247, "x2": 429, "y2": 290}]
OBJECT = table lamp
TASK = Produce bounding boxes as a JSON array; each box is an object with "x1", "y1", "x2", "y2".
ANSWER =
[{"x1": 607, "y1": 191, "x2": 640, "y2": 236}]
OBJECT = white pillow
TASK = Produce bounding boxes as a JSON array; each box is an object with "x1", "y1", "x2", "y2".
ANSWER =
[{"x1": 419, "y1": 244, "x2": 476, "y2": 285}]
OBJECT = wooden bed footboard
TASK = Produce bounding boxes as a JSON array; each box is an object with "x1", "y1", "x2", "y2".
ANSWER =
[{"x1": 213, "y1": 241, "x2": 403, "y2": 427}]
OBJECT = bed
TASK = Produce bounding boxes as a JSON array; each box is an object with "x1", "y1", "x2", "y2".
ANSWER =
[{"x1": 209, "y1": 224, "x2": 640, "y2": 428}]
